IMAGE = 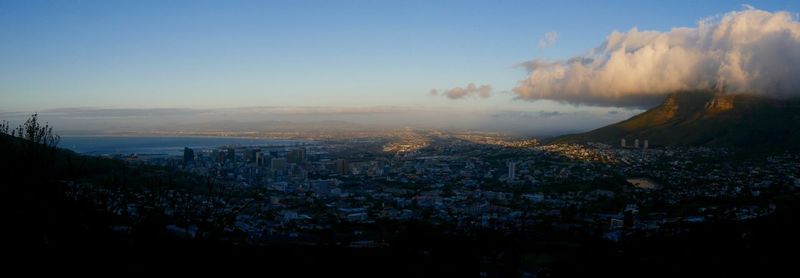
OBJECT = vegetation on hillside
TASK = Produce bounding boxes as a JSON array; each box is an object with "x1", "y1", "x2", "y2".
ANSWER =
[{"x1": 553, "y1": 90, "x2": 800, "y2": 151}]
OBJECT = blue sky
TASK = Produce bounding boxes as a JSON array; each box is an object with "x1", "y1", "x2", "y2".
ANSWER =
[{"x1": 1, "y1": 0, "x2": 798, "y2": 113}]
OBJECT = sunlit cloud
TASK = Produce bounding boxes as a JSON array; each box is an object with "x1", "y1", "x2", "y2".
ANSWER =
[
  {"x1": 514, "y1": 7, "x2": 800, "y2": 107},
  {"x1": 431, "y1": 83, "x2": 493, "y2": 100},
  {"x1": 538, "y1": 31, "x2": 559, "y2": 48}
]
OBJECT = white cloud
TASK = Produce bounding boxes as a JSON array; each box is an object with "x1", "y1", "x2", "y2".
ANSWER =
[
  {"x1": 538, "y1": 31, "x2": 559, "y2": 48},
  {"x1": 514, "y1": 7, "x2": 800, "y2": 107}
]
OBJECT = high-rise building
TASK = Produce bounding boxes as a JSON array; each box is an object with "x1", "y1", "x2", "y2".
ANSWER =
[
  {"x1": 225, "y1": 148, "x2": 235, "y2": 162},
  {"x1": 183, "y1": 147, "x2": 194, "y2": 165},
  {"x1": 255, "y1": 151, "x2": 264, "y2": 166},
  {"x1": 620, "y1": 138, "x2": 626, "y2": 148},
  {"x1": 287, "y1": 148, "x2": 306, "y2": 164},
  {"x1": 271, "y1": 158, "x2": 288, "y2": 172},
  {"x1": 507, "y1": 161, "x2": 516, "y2": 181},
  {"x1": 211, "y1": 149, "x2": 225, "y2": 163},
  {"x1": 244, "y1": 149, "x2": 261, "y2": 164},
  {"x1": 334, "y1": 159, "x2": 349, "y2": 175},
  {"x1": 642, "y1": 140, "x2": 649, "y2": 160}
]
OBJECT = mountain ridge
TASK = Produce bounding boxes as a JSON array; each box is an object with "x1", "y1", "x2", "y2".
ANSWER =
[{"x1": 551, "y1": 90, "x2": 800, "y2": 150}]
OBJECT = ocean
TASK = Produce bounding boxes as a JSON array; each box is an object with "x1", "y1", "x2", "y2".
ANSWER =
[{"x1": 59, "y1": 136, "x2": 305, "y2": 156}]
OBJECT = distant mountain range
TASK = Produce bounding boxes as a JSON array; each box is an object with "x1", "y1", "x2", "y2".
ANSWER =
[
  {"x1": 151, "y1": 120, "x2": 369, "y2": 132},
  {"x1": 551, "y1": 90, "x2": 800, "y2": 150}
]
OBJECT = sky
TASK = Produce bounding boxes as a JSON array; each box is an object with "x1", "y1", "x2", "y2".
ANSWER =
[{"x1": 1, "y1": 0, "x2": 798, "y2": 133}]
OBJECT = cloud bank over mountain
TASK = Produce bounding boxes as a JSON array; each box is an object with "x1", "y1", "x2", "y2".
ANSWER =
[{"x1": 514, "y1": 7, "x2": 800, "y2": 107}]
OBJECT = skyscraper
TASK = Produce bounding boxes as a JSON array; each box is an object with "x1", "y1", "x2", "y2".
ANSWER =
[
  {"x1": 334, "y1": 159, "x2": 349, "y2": 175},
  {"x1": 255, "y1": 151, "x2": 264, "y2": 166},
  {"x1": 287, "y1": 148, "x2": 306, "y2": 164},
  {"x1": 507, "y1": 161, "x2": 516, "y2": 181},
  {"x1": 271, "y1": 158, "x2": 288, "y2": 172},
  {"x1": 225, "y1": 148, "x2": 235, "y2": 162},
  {"x1": 245, "y1": 149, "x2": 261, "y2": 164},
  {"x1": 183, "y1": 147, "x2": 194, "y2": 166}
]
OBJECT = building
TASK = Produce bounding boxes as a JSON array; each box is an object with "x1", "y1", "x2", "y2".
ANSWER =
[
  {"x1": 610, "y1": 219, "x2": 624, "y2": 230},
  {"x1": 641, "y1": 140, "x2": 649, "y2": 159},
  {"x1": 311, "y1": 179, "x2": 338, "y2": 195},
  {"x1": 271, "y1": 158, "x2": 288, "y2": 172},
  {"x1": 183, "y1": 147, "x2": 194, "y2": 165},
  {"x1": 225, "y1": 148, "x2": 235, "y2": 162},
  {"x1": 287, "y1": 148, "x2": 306, "y2": 164},
  {"x1": 507, "y1": 161, "x2": 516, "y2": 181},
  {"x1": 255, "y1": 151, "x2": 264, "y2": 166},
  {"x1": 620, "y1": 138, "x2": 626, "y2": 148},
  {"x1": 334, "y1": 159, "x2": 349, "y2": 175},
  {"x1": 634, "y1": 139, "x2": 640, "y2": 148},
  {"x1": 244, "y1": 149, "x2": 261, "y2": 164},
  {"x1": 211, "y1": 149, "x2": 225, "y2": 163}
]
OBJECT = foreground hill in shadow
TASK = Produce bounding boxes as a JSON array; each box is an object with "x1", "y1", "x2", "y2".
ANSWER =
[{"x1": 552, "y1": 90, "x2": 800, "y2": 150}]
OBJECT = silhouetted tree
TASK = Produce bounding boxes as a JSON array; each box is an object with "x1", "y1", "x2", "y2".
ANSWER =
[
  {"x1": 10, "y1": 114, "x2": 60, "y2": 147},
  {"x1": 0, "y1": 114, "x2": 64, "y2": 247},
  {"x1": 0, "y1": 120, "x2": 10, "y2": 135}
]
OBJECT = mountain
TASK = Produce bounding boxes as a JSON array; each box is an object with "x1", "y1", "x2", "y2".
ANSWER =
[
  {"x1": 551, "y1": 90, "x2": 800, "y2": 150},
  {"x1": 151, "y1": 120, "x2": 368, "y2": 132}
]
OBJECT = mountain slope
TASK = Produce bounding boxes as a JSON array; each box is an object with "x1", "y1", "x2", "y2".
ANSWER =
[{"x1": 552, "y1": 90, "x2": 800, "y2": 150}]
